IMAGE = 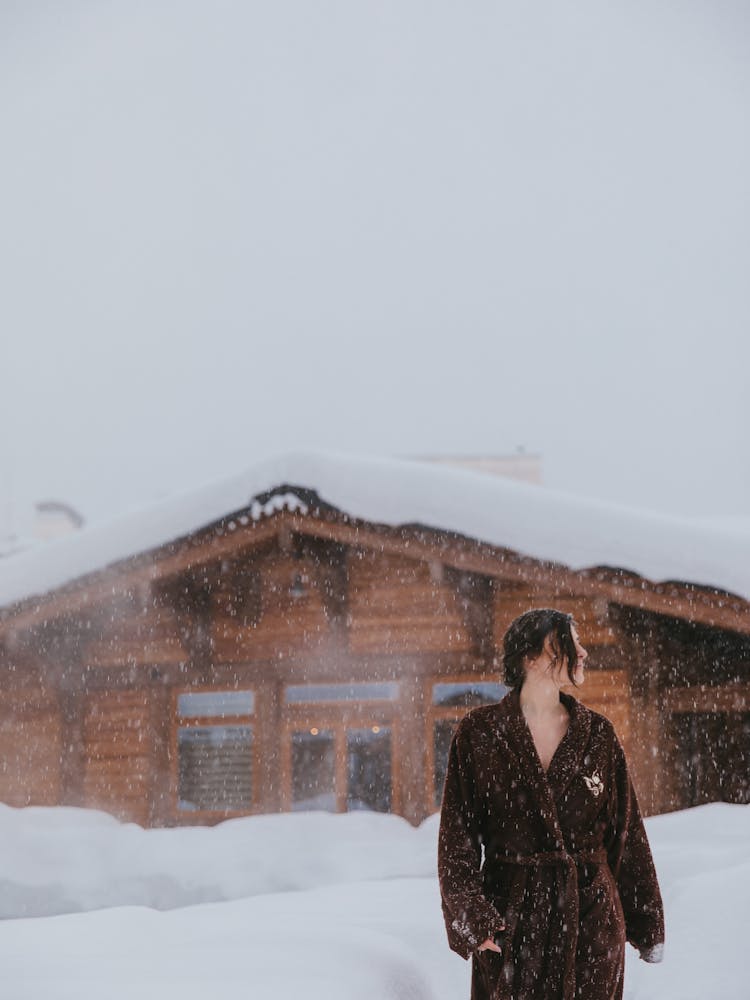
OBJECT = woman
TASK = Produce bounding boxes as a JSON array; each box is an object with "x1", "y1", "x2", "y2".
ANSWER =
[{"x1": 437, "y1": 608, "x2": 665, "y2": 1000}]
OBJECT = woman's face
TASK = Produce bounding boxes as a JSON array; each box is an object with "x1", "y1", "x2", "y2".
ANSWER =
[
  {"x1": 569, "y1": 625, "x2": 588, "y2": 684},
  {"x1": 543, "y1": 625, "x2": 588, "y2": 685}
]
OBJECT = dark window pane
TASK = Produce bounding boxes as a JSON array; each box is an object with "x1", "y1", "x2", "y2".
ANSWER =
[
  {"x1": 346, "y1": 727, "x2": 392, "y2": 813},
  {"x1": 670, "y1": 711, "x2": 750, "y2": 806},
  {"x1": 285, "y1": 682, "x2": 399, "y2": 703},
  {"x1": 178, "y1": 725, "x2": 253, "y2": 811},
  {"x1": 432, "y1": 682, "x2": 507, "y2": 708},
  {"x1": 291, "y1": 729, "x2": 336, "y2": 811},
  {"x1": 178, "y1": 690, "x2": 255, "y2": 718},
  {"x1": 434, "y1": 719, "x2": 460, "y2": 809}
]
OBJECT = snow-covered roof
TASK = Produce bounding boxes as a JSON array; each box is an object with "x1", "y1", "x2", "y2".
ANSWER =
[{"x1": 1, "y1": 450, "x2": 750, "y2": 611}]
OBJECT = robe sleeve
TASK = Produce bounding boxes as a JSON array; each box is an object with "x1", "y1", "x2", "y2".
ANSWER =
[
  {"x1": 437, "y1": 717, "x2": 505, "y2": 960},
  {"x1": 604, "y1": 732, "x2": 666, "y2": 960}
]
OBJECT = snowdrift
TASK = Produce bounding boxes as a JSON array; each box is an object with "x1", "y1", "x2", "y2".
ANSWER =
[
  {"x1": 1, "y1": 802, "x2": 747, "y2": 1000},
  {"x1": 0, "y1": 804, "x2": 438, "y2": 919}
]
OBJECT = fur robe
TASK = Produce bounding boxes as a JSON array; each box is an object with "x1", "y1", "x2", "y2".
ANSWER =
[{"x1": 437, "y1": 686, "x2": 665, "y2": 1000}]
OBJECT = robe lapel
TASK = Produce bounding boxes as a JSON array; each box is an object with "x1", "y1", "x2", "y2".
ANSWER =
[
  {"x1": 499, "y1": 687, "x2": 591, "y2": 845},
  {"x1": 547, "y1": 690, "x2": 591, "y2": 801},
  {"x1": 499, "y1": 687, "x2": 561, "y2": 845}
]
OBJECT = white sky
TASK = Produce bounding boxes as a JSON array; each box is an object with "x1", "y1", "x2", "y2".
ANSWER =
[{"x1": 1, "y1": 0, "x2": 749, "y2": 531}]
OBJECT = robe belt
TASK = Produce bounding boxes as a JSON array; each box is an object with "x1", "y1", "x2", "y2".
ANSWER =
[
  {"x1": 483, "y1": 846, "x2": 610, "y2": 1000},
  {"x1": 487, "y1": 845, "x2": 609, "y2": 868}
]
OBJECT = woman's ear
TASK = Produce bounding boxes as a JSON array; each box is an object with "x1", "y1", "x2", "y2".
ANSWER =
[{"x1": 542, "y1": 633, "x2": 557, "y2": 662}]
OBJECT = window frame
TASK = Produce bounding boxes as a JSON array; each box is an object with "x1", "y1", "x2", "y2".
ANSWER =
[
  {"x1": 282, "y1": 681, "x2": 401, "y2": 705},
  {"x1": 280, "y1": 702, "x2": 401, "y2": 815},
  {"x1": 424, "y1": 674, "x2": 507, "y2": 813},
  {"x1": 171, "y1": 685, "x2": 260, "y2": 820}
]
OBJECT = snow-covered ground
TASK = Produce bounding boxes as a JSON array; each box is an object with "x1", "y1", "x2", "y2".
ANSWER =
[{"x1": 0, "y1": 802, "x2": 747, "y2": 1000}]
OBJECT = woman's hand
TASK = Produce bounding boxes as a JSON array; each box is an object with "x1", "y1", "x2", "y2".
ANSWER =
[
  {"x1": 477, "y1": 938, "x2": 502, "y2": 953},
  {"x1": 638, "y1": 942, "x2": 664, "y2": 963},
  {"x1": 477, "y1": 922, "x2": 506, "y2": 953}
]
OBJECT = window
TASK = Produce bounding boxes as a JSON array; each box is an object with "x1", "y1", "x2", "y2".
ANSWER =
[
  {"x1": 281, "y1": 678, "x2": 399, "y2": 814},
  {"x1": 432, "y1": 681, "x2": 506, "y2": 707},
  {"x1": 284, "y1": 682, "x2": 399, "y2": 703},
  {"x1": 178, "y1": 690, "x2": 255, "y2": 717},
  {"x1": 291, "y1": 728, "x2": 336, "y2": 811},
  {"x1": 347, "y1": 726, "x2": 392, "y2": 813},
  {"x1": 176, "y1": 689, "x2": 255, "y2": 813},
  {"x1": 670, "y1": 711, "x2": 750, "y2": 806},
  {"x1": 287, "y1": 722, "x2": 394, "y2": 814},
  {"x1": 432, "y1": 718, "x2": 458, "y2": 808}
]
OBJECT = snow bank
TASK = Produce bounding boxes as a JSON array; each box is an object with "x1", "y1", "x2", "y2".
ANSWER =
[
  {"x1": 0, "y1": 802, "x2": 748, "y2": 1000},
  {"x1": 2, "y1": 450, "x2": 750, "y2": 610},
  {"x1": 1, "y1": 879, "x2": 453, "y2": 1000},
  {"x1": 0, "y1": 803, "x2": 439, "y2": 919}
]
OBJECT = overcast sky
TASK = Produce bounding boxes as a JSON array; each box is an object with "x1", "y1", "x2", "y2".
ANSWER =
[{"x1": 1, "y1": 0, "x2": 748, "y2": 534}]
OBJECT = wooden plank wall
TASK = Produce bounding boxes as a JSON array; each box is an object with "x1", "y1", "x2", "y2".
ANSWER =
[
  {"x1": 0, "y1": 689, "x2": 61, "y2": 806},
  {"x1": 564, "y1": 670, "x2": 632, "y2": 745},
  {"x1": 212, "y1": 549, "x2": 334, "y2": 662},
  {"x1": 85, "y1": 597, "x2": 187, "y2": 669},
  {"x1": 82, "y1": 690, "x2": 154, "y2": 824},
  {"x1": 211, "y1": 545, "x2": 474, "y2": 663},
  {"x1": 348, "y1": 550, "x2": 472, "y2": 655},
  {"x1": 493, "y1": 584, "x2": 617, "y2": 651}
]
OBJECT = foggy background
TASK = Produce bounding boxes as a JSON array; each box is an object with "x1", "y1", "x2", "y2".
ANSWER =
[{"x1": 2, "y1": 0, "x2": 748, "y2": 532}]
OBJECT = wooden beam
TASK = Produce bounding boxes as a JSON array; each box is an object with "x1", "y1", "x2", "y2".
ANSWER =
[
  {"x1": 58, "y1": 689, "x2": 85, "y2": 806},
  {"x1": 148, "y1": 681, "x2": 173, "y2": 827},
  {"x1": 443, "y1": 566, "x2": 495, "y2": 663},
  {"x1": 2, "y1": 508, "x2": 749, "y2": 638},
  {"x1": 295, "y1": 534, "x2": 349, "y2": 630},
  {"x1": 662, "y1": 683, "x2": 750, "y2": 714},
  {"x1": 397, "y1": 675, "x2": 428, "y2": 826},
  {"x1": 156, "y1": 573, "x2": 214, "y2": 679},
  {"x1": 608, "y1": 611, "x2": 662, "y2": 815},
  {"x1": 0, "y1": 519, "x2": 281, "y2": 634},
  {"x1": 219, "y1": 562, "x2": 263, "y2": 628},
  {"x1": 286, "y1": 516, "x2": 750, "y2": 635},
  {"x1": 255, "y1": 677, "x2": 283, "y2": 814},
  {"x1": 78, "y1": 650, "x2": 484, "y2": 691}
]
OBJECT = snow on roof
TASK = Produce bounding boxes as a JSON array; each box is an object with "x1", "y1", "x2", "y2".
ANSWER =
[{"x1": 1, "y1": 449, "x2": 750, "y2": 611}]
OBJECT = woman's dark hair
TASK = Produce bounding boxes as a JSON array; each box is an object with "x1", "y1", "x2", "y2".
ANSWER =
[{"x1": 502, "y1": 608, "x2": 581, "y2": 689}]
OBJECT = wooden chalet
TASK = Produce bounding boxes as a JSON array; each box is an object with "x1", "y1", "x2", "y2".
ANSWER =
[{"x1": 0, "y1": 456, "x2": 748, "y2": 827}]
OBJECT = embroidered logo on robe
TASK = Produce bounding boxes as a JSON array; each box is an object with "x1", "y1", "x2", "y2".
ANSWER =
[{"x1": 583, "y1": 770, "x2": 603, "y2": 797}]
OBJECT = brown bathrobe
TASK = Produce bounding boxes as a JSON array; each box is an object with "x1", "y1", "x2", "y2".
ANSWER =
[{"x1": 438, "y1": 686, "x2": 665, "y2": 1000}]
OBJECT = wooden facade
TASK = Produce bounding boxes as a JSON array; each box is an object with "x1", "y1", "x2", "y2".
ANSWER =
[{"x1": 0, "y1": 491, "x2": 748, "y2": 827}]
